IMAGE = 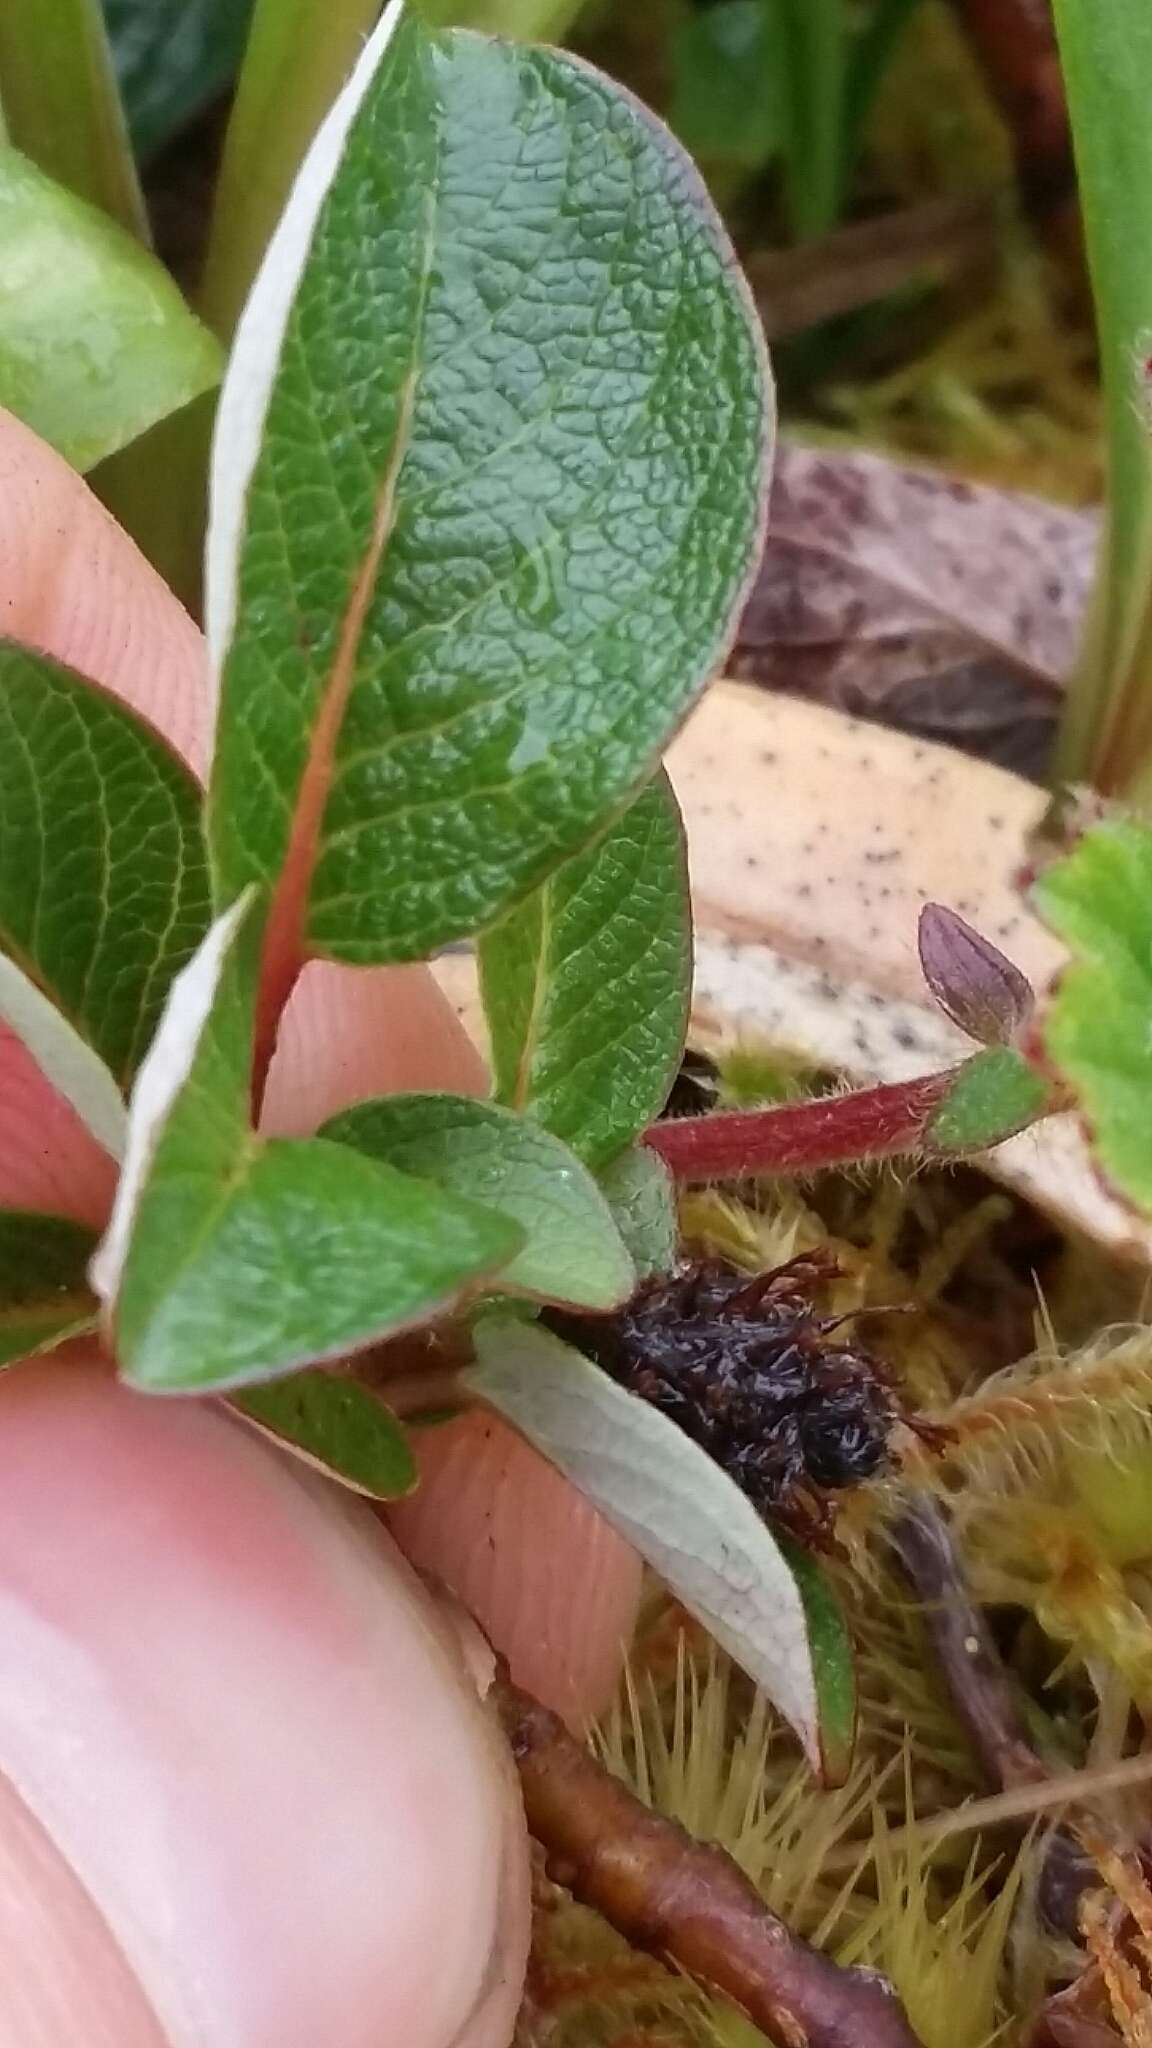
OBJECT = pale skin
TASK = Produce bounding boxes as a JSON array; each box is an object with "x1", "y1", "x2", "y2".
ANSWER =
[{"x1": 0, "y1": 408, "x2": 643, "y2": 2045}]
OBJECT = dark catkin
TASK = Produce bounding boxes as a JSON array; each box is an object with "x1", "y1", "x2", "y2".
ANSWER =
[{"x1": 550, "y1": 1252, "x2": 912, "y2": 1548}]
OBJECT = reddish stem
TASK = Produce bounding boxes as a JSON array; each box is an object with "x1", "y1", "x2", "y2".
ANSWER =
[
  {"x1": 644, "y1": 1072, "x2": 952, "y2": 1182},
  {"x1": 946, "y1": 0, "x2": 1072, "y2": 214},
  {"x1": 497, "y1": 1672, "x2": 924, "y2": 2048}
]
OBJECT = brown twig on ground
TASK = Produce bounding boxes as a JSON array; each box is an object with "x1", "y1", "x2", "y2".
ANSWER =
[
  {"x1": 495, "y1": 1669, "x2": 926, "y2": 2048},
  {"x1": 945, "y1": 0, "x2": 1073, "y2": 215},
  {"x1": 891, "y1": 1497, "x2": 1097, "y2": 1936},
  {"x1": 891, "y1": 1499, "x2": 1046, "y2": 1791},
  {"x1": 745, "y1": 195, "x2": 996, "y2": 342}
]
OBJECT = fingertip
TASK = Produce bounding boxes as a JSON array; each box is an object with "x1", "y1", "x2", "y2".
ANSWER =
[
  {"x1": 0, "y1": 1025, "x2": 117, "y2": 1223},
  {"x1": 0, "y1": 408, "x2": 208, "y2": 772},
  {"x1": 387, "y1": 1411, "x2": 643, "y2": 1729},
  {"x1": 0, "y1": 1352, "x2": 530, "y2": 2047},
  {"x1": 260, "y1": 960, "x2": 489, "y2": 1135}
]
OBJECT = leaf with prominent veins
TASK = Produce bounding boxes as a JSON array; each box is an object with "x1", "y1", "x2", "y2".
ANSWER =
[
  {"x1": 94, "y1": 896, "x2": 521, "y2": 1392},
  {"x1": 205, "y1": 4, "x2": 770, "y2": 1051},
  {"x1": 479, "y1": 776, "x2": 692, "y2": 1166},
  {"x1": 0, "y1": 644, "x2": 210, "y2": 1154}
]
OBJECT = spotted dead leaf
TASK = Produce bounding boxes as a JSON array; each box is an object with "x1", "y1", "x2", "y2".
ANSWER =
[{"x1": 733, "y1": 443, "x2": 1097, "y2": 778}]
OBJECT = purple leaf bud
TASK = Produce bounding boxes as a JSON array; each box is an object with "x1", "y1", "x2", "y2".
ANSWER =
[{"x1": 917, "y1": 903, "x2": 1034, "y2": 1047}]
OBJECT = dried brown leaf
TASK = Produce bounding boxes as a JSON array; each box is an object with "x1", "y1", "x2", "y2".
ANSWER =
[{"x1": 733, "y1": 444, "x2": 1098, "y2": 777}]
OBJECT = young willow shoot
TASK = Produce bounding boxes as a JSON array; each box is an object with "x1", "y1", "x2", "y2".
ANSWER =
[{"x1": 0, "y1": 2, "x2": 884, "y2": 1766}]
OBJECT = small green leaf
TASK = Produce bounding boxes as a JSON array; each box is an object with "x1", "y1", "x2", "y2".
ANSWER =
[
  {"x1": 597, "y1": 1146, "x2": 678, "y2": 1280},
  {"x1": 0, "y1": 644, "x2": 210, "y2": 1150},
  {"x1": 776, "y1": 1537, "x2": 856, "y2": 1787},
  {"x1": 925, "y1": 1048, "x2": 1051, "y2": 1156},
  {"x1": 95, "y1": 898, "x2": 522, "y2": 1392},
  {"x1": 478, "y1": 777, "x2": 692, "y2": 1166},
  {"x1": 229, "y1": 1370, "x2": 417, "y2": 1498},
  {"x1": 205, "y1": 9, "x2": 770, "y2": 963},
  {"x1": 321, "y1": 1094, "x2": 634, "y2": 1310},
  {"x1": 0, "y1": 1211, "x2": 98, "y2": 1367},
  {"x1": 0, "y1": 146, "x2": 221, "y2": 470},
  {"x1": 467, "y1": 1316, "x2": 836, "y2": 1774},
  {"x1": 1034, "y1": 820, "x2": 1152, "y2": 1213}
]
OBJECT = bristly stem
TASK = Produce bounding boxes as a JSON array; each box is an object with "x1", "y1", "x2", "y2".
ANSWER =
[
  {"x1": 644, "y1": 1071, "x2": 953, "y2": 1182},
  {"x1": 496, "y1": 1668, "x2": 925, "y2": 2048}
]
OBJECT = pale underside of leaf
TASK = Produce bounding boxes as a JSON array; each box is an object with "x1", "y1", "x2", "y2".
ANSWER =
[
  {"x1": 597, "y1": 1145, "x2": 678, "y2": 1280},
  {"x1": 90, "y1": 892, "x2": 254, "y2": 1309},
  {"x1": 467, "y1": 1317, "x2": 821, "y2": 1766},
  {"x1": 0, "y1": 957, "x2": 127, "y2": 1159},
  {"x1": 204, "y1": 0, "x2": 406, "y2": 676}
]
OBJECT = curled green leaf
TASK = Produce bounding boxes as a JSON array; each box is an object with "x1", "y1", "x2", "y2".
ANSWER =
[
  {"x1": 0, "y1": 146, "x2": 221, "y2": 470},
  {"x1": 321, "y1": 1094, "x2": 634, "y2": 1310}
]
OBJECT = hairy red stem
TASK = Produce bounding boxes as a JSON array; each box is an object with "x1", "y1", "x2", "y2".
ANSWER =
[{"x1": 645, "y1": 1072, "x2": 952, "y2": 1182}]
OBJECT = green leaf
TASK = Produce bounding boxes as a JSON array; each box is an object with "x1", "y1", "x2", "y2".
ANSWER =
[
  {"x1": 925, "y1": 1048, "x2": 1052, "y2": 1157},
  {"x1": 205, "y1": 8, "x2": 770, "y2": 964},
  {"x1": 776, "y1": 1537, "x2": 856, "y2": 1788},
  {"x1": 101, "y1": 0, "x2": 255, "y2": 161},
  {"x1": 1034, "y1": 820, "x2": 1152, "y2": 1212},
  {"x1": 229, "y1": 1370, "x2": 417, "y2": 1498},
  {"x1": 0, "y1": 147, "x2": 221, "y2": 471},
  {"x1": 0, "y1": 1211, "x2": 98, "y2": 1367},
  {"x1": 1049, "y1": 0, "x2": 1152, "y2": 790},
  {"x1": 467, "y1": 1316, "x2": 839, "y2": 1776},
  {"x1": 95, "y1": 897, "x2": 523, "y2": 1391},
  {"x1": 321, "y1": 1094, "x2": 634, "y2": 1310},
  {"x1": 597, "y1": 1145, "x2": 677, "y2": 1280},
  {"x1": 478, "y1": 777, "x2": 692, "y2": 1167},
  {"x1": 0, "y1": 645, "x2": 210, "y2": 1151}
]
